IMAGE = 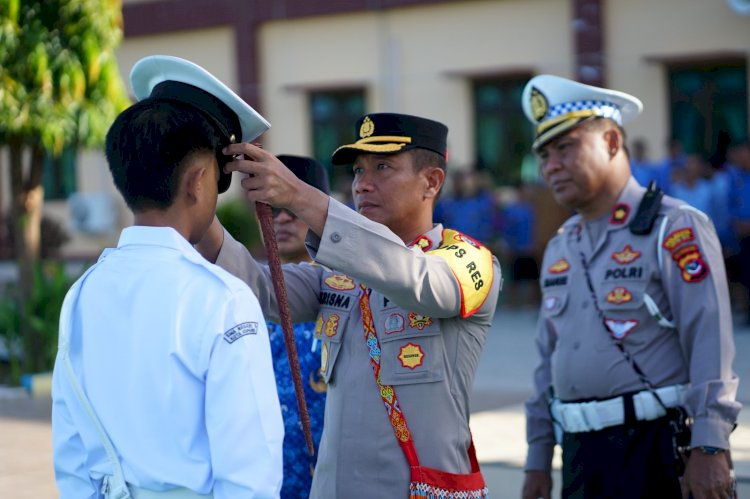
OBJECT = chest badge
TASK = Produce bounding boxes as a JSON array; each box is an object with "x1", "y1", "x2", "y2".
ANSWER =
[
  {"x1": 385, "y1": 313, "x2": 405, "y2": 334},
  {"x1": 408, "y1": 312, "x2": 433, "y2": 330},
  {"x1": 611, "y1": 244, "x2": 641, "y2": 264},
  {"x1": 320, "y1": 343, "x2": 329, "y2": 372},
  {"x1": 548, "y1": 258, "x2": 570, "y2": 274},
  {"x1": 398, "y1": 343, "x2": 425, "y2": 369},
  {"x1": 324, "y1": 314, "x2": 340, "y2": 337},
  {"x1": 604, "y1": 318, "x2": 639, "y2": 339},
  {"x1": 606, "y1": 286, "x2": 633, "y2": 304},
  {"x1": 324, "y1": 274, "x2": 355, "y2": 291}
]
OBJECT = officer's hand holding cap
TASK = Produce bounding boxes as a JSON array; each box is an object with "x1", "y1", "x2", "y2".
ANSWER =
[
  {"x1": 129, "y1": 55, "x2": 271, "y2": 193},
  {"x1": 522, "y1": 74, "x2": 643, "y2": 151}
]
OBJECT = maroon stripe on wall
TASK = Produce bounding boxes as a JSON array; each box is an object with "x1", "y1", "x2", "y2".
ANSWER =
[{"x1": 572, "y1": 0, "x2": 605, "y2": 86}]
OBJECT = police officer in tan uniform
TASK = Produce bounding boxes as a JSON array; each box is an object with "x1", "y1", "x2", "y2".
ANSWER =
[
  {"x1": 520, "y1": 75, "x2": 741, "y2": 499},
  {"x1": 196, "y1": 113, "x2": 502, "y2": 498}
]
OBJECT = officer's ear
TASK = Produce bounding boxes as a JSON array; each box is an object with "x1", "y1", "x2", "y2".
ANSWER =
[
  {"x1": 423, "y1": 166, "x2": 446, "y2": 202},
  {"x1": 604, "y1": 127, "x2": 621, "y2": 159}
]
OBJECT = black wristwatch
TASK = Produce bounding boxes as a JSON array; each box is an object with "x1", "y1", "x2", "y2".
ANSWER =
[{"x1": 697, "y1": 446, "x2": 726, "y2": 455}]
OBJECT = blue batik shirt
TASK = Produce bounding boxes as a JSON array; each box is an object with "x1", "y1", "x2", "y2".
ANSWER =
[{"x1": 267, "y1": 320, "x2": 327, "y2": 499}]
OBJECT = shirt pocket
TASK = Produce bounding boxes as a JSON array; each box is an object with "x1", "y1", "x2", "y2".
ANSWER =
[
  {"x1": 541, "y1": 289, "x2": 570, "y2": 318},
  {"x1": 378, "y1": 313, "x2": 445, "y2": 386},
  {"x1": 597, "y1": 279, "x2": 649, "y2": 348},
  {"x1": 313, "y1": 305, "x2": 351, "y2": 385}
]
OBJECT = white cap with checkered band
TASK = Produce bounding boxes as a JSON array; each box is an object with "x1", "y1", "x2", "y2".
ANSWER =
[{"x1": 522, "y1": 74, "x2": 643, "y2": 151}]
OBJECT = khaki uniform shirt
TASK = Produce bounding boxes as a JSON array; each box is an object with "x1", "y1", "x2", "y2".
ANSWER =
[
  {"x1": 216, "y1": 199, "x2": 502, "y2": 498},
  {"x1": 525, "y1": 177, "x2": 741, "y2": 471}
]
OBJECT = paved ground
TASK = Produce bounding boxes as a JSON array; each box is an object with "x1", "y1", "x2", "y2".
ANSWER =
[{"x1": 2, "y1": 306, "x2": 750, "y2": 498}]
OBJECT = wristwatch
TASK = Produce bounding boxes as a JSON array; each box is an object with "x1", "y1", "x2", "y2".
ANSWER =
[{"x1": 697, "y1": 446, "x2": 726, "y2": 455}]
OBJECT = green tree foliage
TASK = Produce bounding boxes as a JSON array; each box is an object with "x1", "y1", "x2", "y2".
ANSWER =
[
  {"x1": 0, "y1": 0, "x2": 129, "y2": 152},
  {"x1": 0, "y1": 0, "x2": 130, "y2": 377}
]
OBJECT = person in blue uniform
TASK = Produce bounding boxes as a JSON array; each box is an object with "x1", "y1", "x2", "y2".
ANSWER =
[
  {"x1": 51, "y1": 55, "x2": 283, "y2": 499},
  {"x1": 267, "y1": 155, "x2": 329, "y2": 498}
]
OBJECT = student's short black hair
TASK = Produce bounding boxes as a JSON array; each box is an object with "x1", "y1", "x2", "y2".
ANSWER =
[{"x1": 105, "y1": 98, "x2": 227, "y2": 211}]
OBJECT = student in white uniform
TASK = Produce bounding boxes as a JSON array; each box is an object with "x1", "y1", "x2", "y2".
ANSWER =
[{"x1": 51, "y1": 56, "x2": 284, "y2": 499}]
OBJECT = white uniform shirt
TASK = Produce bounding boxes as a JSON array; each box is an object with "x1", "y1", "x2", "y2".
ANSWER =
[{"x1": 52, "y1": 226, "x2": 283, "y2": 498}]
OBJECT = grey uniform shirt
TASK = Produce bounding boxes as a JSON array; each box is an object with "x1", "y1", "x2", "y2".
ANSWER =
[
  {"x1": 216, "y1": 198, "x2": 502, "y2": 498},
  {"x1": 525, "y1": 177, "x2": 741, "y2": 471}
]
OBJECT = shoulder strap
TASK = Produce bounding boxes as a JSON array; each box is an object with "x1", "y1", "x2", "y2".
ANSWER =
[
  {"x1": 58, "y1": 267, "x2": 133, "y2": 499},
  {"x1": 357, "y1": 284, "x2": 480, "y2": 472},
  {"x1": 629, "y1": 181, "x2": 664, "y2": 235}
]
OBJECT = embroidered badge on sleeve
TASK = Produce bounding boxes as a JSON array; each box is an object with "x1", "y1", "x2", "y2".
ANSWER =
[
  {"x1": 427, "y1": 229, "x2": 494, "y2": 318},
  {"x1": 224, "y1": 322, "x2": 258, "y2": 343},
  {"x1": 672, "y1": 243, "x2": 709, "y2": 283},
  {"x1": 662, "y1": 228, "x2": 695, "y2": 252}
]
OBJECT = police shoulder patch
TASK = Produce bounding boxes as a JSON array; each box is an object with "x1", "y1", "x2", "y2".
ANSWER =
[
  {"x1": 428, "y1": 229, "x2": 494, "y2": 318},
  {"x1": 224, "y1": 322, "x2": 258, "y2": 343}
]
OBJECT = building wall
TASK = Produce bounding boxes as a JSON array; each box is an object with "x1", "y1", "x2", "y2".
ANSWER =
[
  {"x1": 258, "y1": 0, "x2": 572, "y2": 167},
  {"x1": 606, "y1": 0, "x2": 750, "y2": 160}
]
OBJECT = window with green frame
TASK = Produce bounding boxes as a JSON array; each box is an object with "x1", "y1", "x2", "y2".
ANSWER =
[
  {"x1": 309, "y1": 89, "x2": 365, "y2": 190},
  {"x1": 472, "y1": 77, "x2": 535, "y2": 186},
  {"x1": 668, "y1": 62, "x2": 748, "y2": 158},
  {"x1": 43, "y1": 147, "x2": 77, "y2": 200}
]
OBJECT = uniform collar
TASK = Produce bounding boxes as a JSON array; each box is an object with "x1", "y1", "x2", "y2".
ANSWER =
[
  {"x1": 606, "y1": 176, "x2": 645, "y2": 229},
  {"x1": 408, "y1": 224, "x2": 445, "y2": 252},
  {"x1": 118, "y1": 225, "x2": 198, "y2": 256}
]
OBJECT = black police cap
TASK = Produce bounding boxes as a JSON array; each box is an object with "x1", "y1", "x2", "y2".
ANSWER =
[
  {"x1": 331, "y1": 113, "x2": 448, "y2": 165},
  {"x1": 277, "y1": 155, "x2": 330, "y2": 194}
]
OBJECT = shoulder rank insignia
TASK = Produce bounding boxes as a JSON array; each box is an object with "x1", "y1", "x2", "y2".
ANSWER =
[
  {"x1": 411, "y1": 235, "x2": 433, "y2": 251},
  {"x1": 427, "y1": 228, "x2": 494, "y2": 318},
  {"x1": 606, "y1": 286, "x2": 633, "y2": 304},
  {"x1": 611, "y1": 244, "x2": 641, "y2": 264},
  {"x1": 324, "y1": 274, "x2": 355, "y2": 291},
  {"x1": 610, "y1": 203, "x2": 630, "y2": 225},
  {"x1": 662, "y1": 228, "x2": 695, "y2": 253},
  {"x1": 672, "y1": 244, "x2": 709, "y2": 283},
  {"x1": 548, "y1": 258, "x2": 570, "y2": 274}
]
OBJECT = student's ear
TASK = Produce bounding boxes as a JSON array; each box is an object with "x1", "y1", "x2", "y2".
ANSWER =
[
  {"x1": 423, "y1": 166, "x2": 446, "y2": 201},
  {"x1": 183, "y1": 164, "x2": 208, "y2": 204}
]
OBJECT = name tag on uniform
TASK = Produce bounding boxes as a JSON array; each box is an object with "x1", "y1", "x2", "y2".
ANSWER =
[{"x1": 224, "y1": 322, "x2": 258, "y2": 343}]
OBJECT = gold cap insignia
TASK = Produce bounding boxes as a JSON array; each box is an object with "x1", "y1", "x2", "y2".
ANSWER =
[
  {"x1": 359, "y1": 116, "x2": 375, "y2": 138},
  {"x1": 530, "y1": 87, "x2": 548, "y2": 122}
]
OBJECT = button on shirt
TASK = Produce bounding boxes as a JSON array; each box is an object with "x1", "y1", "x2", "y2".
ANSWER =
[{"x1": 51, "y1": 226, "x2": 283, "y2": 499}]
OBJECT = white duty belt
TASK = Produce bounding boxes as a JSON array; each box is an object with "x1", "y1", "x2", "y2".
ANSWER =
[
  {"x1": 59, "y1": 268, "x2": 213, "y2": 499},
  {"x1": 550, "y1": 384, "x2": 687, "y2": 434}
]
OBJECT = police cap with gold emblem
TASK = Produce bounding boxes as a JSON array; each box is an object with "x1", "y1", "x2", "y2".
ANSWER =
[
  {"x1": 130, "y1": 55, "x2": 271, "y2": 193},
  {"x1": 522, "y1": 74, "x2": 643, "y2": 151},
  {"x1": 331, "y1": 113, "x2": 448, "y2": 165}
]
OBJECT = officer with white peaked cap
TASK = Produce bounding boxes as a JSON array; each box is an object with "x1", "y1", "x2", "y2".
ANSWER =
[
  {"x1": 521, "y1": 75, "x2": 740, "y2": 499},
  {"x1": 51, "y1": 55, "x2": 283, "y2": 499}
]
